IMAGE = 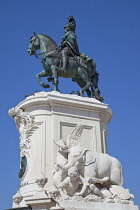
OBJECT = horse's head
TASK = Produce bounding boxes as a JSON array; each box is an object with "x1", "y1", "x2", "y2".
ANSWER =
[{"x1": 28, "y1": 32, "x2": 40, "y2": 56}]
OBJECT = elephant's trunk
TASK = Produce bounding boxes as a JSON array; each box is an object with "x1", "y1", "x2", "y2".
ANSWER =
[{"x1": 58, "y1": 146, "x2": 87, "y2": 171}]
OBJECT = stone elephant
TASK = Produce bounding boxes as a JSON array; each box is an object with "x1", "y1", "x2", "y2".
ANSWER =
[{"x1": 57, "y1": 146, "x2": 124, "y2": 188}]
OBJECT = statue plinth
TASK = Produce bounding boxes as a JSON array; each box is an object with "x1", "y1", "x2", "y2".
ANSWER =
[
  {"x1": 9, "y1": 91, "x2": 138, "y2": 210},
  {"x1": 9, "y1": 91, "x2": 111, "y2": 207},
  {"x1": 59, "y1": 200, "x2": 138, "y2": 210}
]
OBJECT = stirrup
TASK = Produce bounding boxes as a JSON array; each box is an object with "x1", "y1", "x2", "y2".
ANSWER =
[
  {"x1": 59, "y1": 67, "x2": 66, "y2": 72},
  {"x1": 47, "y1": 77, "x2": 54, "y2": 83}
]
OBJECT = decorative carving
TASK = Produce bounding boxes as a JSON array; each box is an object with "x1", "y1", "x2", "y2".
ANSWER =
[
  {"x1": 57, "y1": 166, "x2": 109, "y2": 199},
  {"x1": 25, "y1": 174, "x2": 49, "y2": 201},
  {"x1": 36, "y1": 173, "x2": 48, "y2": 189},
  {"x1": 13, "y1": 191, "x2": 23, "y2": 206},
  {"x1": 51, "y1": 139, "x2": 69, "y2": 194},
  {"x1": 9, "y1": 107, "x2": 41, "y2": 157},
  {"x1": 51, "y1": 123, "x2": 83, "y2": 191},
  {"x1": 67, "y1": 123, "x2": 83, "y2": 148},
  {"x1": 58, "y1": 166, "x2": 83, "y2": 197},
  {"x1": 109, "y1": 185, "x2": 134, "y2": 201},
  {"x1": 52, "y1": 124, "x2": 134, "y2": 205}
]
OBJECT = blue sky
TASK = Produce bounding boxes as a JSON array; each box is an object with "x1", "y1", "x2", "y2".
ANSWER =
[{"x1": 1, "y1": 0, "x2": 140, "y2": 209}]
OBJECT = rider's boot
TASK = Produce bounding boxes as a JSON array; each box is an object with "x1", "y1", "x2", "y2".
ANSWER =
[{"x1": 60, "y1": 54, "x2": 68, "y2": 72}]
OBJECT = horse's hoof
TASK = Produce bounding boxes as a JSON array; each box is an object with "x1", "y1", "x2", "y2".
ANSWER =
[
  {"x1": 47, "y1": 77, "x2": 54, "y2": 83},
  {"x1": 42, "y1": 83, "x2": 50, "y2": 88},
  {"x1": 100, "y1": 97, "x2": 104, "y2": 102},
  {"x1": 77, "y1": 91, "x2": 80, "y2": 96},
  {"x1": 79, "y1": 91, "x2": 84, "y2": 97},
  {"x1": 57, "y1": 67, "x2": 66, "y2": 73}
]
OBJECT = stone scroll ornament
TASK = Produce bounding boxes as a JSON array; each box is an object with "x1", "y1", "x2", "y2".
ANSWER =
[
  {"x1": 51, "y1": 124, "x2": 134, "y2": 204},
  {"x1": 9, "y1": 107, "x2": 41, "y2": 178}
]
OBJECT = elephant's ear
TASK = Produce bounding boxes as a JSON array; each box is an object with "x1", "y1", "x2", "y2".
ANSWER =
[
  {"x1": 67, "y1": 123, "x2": 83, "y2": 148},
  {"x1": 83, "y1": 149, "x2": 96, "y2": 166}
]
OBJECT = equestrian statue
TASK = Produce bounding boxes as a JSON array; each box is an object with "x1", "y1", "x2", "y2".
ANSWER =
[{"x1": 28, "y1": 16, "x2": 103, "y2": 101}]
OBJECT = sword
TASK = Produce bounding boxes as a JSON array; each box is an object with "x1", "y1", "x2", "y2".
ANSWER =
[{"x1": 66, "y1": 44, "x2": 87, "y2": 78}]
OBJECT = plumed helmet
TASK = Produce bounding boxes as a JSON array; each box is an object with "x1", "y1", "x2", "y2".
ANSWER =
[{"x1": 64, "y1": 16, "x2": 76, "y2": 32}]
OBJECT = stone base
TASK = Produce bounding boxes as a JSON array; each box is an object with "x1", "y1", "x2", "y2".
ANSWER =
[
  {"x1": 6, "y1": 200, "x2": 138, "y2": 210},
  {"x1": 25, "y1": 196, "x2": 57, "y2": 210},
  {"x1": 59, "y1": 200, "x2": 139, "y2": 210},
  {"x1": 9, "y1": 91, "x2": 113, "y2": 207},
  {"x1": 4, "y1": 208, "x2": 31, "y2": 210},
  {"x1": 9, "y1": 92, "x2": 138, "y2": 210}
]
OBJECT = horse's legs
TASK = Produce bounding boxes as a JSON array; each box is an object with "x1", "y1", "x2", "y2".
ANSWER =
[
  {"x1": 73, "y1": 78, "x2": 91, "y2": 97},
  {"x1": 36, "y1": 70, "x2": 50, "y2": 88},
  {"x1": 80, "y1": 82, "x2": 92, "y2": 97},
  {"x1": 78, "y1": 68, "x2": 92, "y2": 97},
  {"x1": 86, "y1": 89, "x2": 91, "y2": 97},
  {"x1": 51, "y1": 65, "x2": 59, "y2": 92}
]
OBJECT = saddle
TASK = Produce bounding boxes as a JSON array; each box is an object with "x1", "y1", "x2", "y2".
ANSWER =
[
  {"x1": 45, "y1": 48, "x2": 94, "y2": 70},
  {"x1": 62, "y1": 53, "x2": 94, "y2": 69}
]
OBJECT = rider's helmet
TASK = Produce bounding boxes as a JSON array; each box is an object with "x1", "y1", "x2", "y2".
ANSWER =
[{"x1": 64, "y1": 16, "x2": 76, "y2": 32}]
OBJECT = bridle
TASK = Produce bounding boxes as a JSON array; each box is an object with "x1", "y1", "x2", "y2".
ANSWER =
[{"x1": 29, "y1": 35, "x2": 60, "y2": 60}]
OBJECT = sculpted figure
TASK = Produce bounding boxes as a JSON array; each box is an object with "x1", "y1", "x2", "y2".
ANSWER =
[
  {"x1": 60, "y1": 16, "x2": 79, "y2": 72},
  {"x1": 58, "y1": 166, "x2": 109, "y2": 198},
  {"x1": 51, "y1": 139, "x2": 69, "y2": 192},
  {"x1": 58, "y1": 166, "x2": 82, "y2": 197},
  {"x1": 77, "y1": 176, "x2": 109, "y2": 198},
  {"x1": 56, "y1": 124, "x2": 124, "y2": 190},
  {"x1": 57, "y1": 145, "x2": 123, "y2": 189},
  {"x1": 52, "y1": 124, "x2": 82, "y2": 193},
  {"x1": 53, "y1": 124, "x2": 134, "y2": 204},
  {"x1": 28, "y1": 17, "x2": 104, "y2": 101}
]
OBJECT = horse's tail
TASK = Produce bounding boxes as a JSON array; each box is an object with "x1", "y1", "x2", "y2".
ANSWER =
[
  {"x1": 91, "y1": 71, "x2": 104, "y2": 102},
  {"x1": 91, "y1": 70, "x2": 98, "y2": 96}
]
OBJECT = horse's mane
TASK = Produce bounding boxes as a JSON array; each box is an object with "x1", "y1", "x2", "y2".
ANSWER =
[{"x1": 39, "y1": 34, "x2": 58, "y2": 46}]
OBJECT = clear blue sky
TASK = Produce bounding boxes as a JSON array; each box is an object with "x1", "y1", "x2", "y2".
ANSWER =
[{"x1": 1, "y1": 0, "x2": 140, "y2": 209}]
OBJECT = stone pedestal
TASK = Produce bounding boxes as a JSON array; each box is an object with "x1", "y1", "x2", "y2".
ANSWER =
[
  {"x1": 59, "y1": 200, "x2": 138, "y2": 210},
  {"x1": 9, "y1": 91, "x2": 112, "y2": 207},
  {"x1": 25, "y1": 196, "x2": 58, "y2": 210},
  {"x1": 9, "y1": 91, "x2": 138, "y2": 210}
]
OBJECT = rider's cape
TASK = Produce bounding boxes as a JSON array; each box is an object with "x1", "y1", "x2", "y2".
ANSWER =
[{"x1": 61, "y1": 31, "x2": 79, "y2": 55}]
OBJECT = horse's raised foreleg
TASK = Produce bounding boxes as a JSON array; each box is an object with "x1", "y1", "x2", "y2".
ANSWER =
[
  {"x1": 51, "y1": 65, "x2": 60, "y2": 92},
  {"x1": 36, "y1": 70, "x2": 50, "y2": 88}
]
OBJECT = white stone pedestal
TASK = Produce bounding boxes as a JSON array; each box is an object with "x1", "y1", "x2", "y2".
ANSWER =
[
  {"x1": 25, "y1": 196, "x2": 58, "y2": 210},
  {"x1": 59, "y1": 200, "x2": 139, "y2": 210},
  {"x1": 9, "y1": 91, "x2": 138, "y2": 210},
  {"x1": 9, "y1": 91, "x2": 112, "y2": 207}
]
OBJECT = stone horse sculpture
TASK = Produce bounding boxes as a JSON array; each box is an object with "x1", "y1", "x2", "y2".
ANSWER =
[{"x1": 28, "y1": 33, "x2": 103, "y2": 101}]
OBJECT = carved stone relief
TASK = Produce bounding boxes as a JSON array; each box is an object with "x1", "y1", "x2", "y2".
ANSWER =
[
  {"x1": 9, "y1": 107, "x2": 41, "y2": 157},
  {"x1": 50, "y1": 124, "x2": 135, "y2": 205},
  {"x1": 9, "y1": 107, "x2": 41, "y2": 180}
]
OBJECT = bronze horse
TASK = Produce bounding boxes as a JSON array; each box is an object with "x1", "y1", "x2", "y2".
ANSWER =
[{"x1": 28, "y1": 33, "x2": 103, "y2": 101}]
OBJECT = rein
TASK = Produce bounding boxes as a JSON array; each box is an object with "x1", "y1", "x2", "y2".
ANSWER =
[
  {"x1": 32, "y1": 35, "x2": 60, "y2": 60},
  {"x1": 35, "y1": 48, "x2": 60, "y2": 59}
]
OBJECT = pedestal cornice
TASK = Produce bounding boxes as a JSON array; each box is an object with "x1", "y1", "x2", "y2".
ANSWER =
[{"x1": 16, "y1": 91, "x2": 112, "y2": 124}]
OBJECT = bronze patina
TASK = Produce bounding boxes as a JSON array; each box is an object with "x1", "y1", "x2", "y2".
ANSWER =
[{"x1": 28, "y1": 16, "x2": 103, "y2": 101}]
